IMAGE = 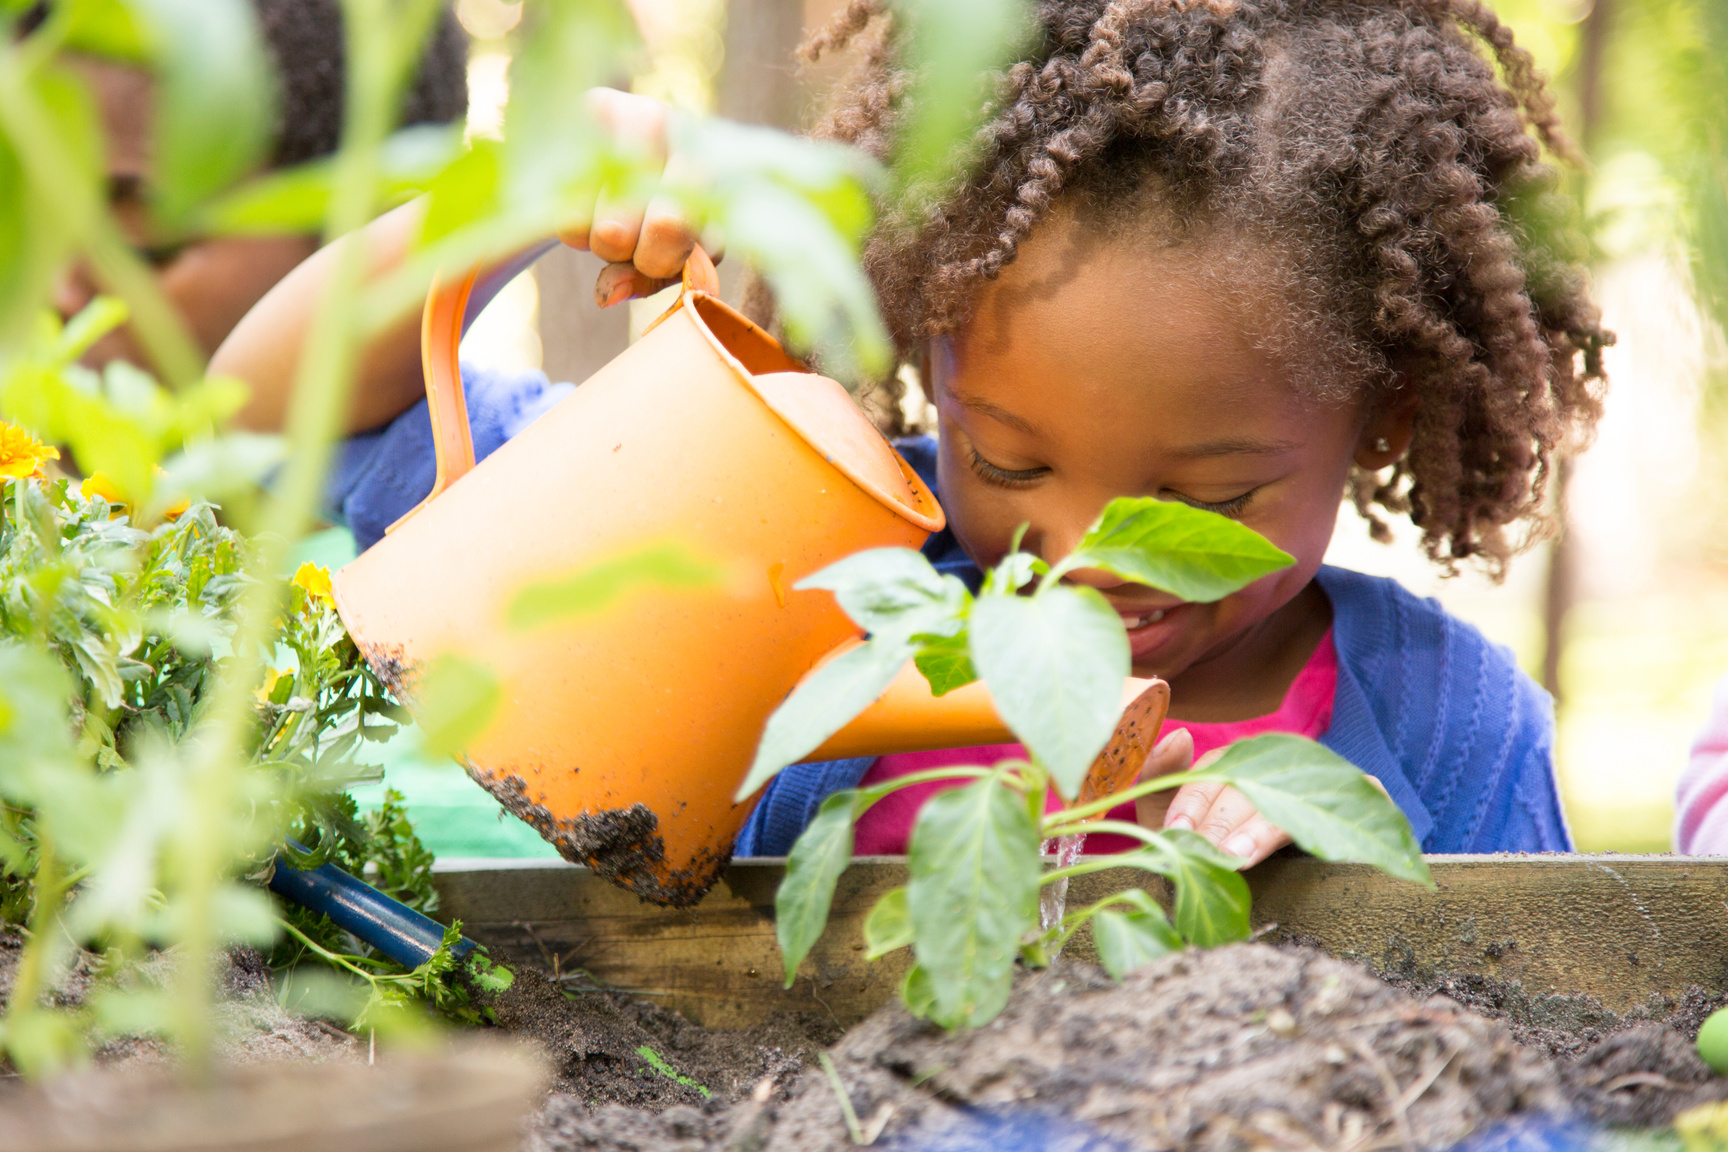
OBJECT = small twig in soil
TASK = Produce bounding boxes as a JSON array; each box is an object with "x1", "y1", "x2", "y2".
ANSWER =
[
  {"x1": 1390, "y1": 1040, "x2": 1458, "y2": 1115},
  {"x1": 1603, "y1": 1072, "x2": 1688, "y2": 1093},
  {"x1": 1349, "y1": 1037, "x2": 1417, "y2": 1152},
  {"x1": 820, "y1": 1052, "x2": 873, "y2": 1145}
]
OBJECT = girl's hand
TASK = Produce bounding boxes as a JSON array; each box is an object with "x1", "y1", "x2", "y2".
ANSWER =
[
  {"x1": 1133, "y1": 733, "x2": 1294, "y2": 868},
  {"x1": 557, "y1": 88, "x2": 720, "y2": 308}
]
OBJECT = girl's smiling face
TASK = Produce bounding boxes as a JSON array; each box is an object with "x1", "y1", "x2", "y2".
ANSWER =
[{"x1": 931, "y1": 213, "x2": 1405, "y2": 713}]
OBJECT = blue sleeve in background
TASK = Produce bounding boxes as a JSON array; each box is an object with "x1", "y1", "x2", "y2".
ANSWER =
[{"x1": 325, "y1": 362, "x2": 573, "y2": 552}]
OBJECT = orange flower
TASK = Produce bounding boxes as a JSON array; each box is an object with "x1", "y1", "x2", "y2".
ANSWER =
[
  {"x1": 292, "y1": 562, "x2": 335, "y2": 608},
  {"x1": 0, "y1": 422, "x2": 59, "y2": 480},
  {"x1": 80, "y1": 471, "x2": 124, "y2": 503}
]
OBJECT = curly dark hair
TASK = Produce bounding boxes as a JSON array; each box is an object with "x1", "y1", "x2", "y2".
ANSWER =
[
  {"x1": 254, "y1": 0, "x2": 469, "y2": 167},
  {"x1": 797, "y1": 0, "x2": 1610, "y2": 575}
]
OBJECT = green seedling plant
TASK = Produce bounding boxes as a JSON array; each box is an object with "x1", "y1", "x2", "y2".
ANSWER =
[{"x1": 742, "y1": 496, "x2": 1434, "y2": 1030}]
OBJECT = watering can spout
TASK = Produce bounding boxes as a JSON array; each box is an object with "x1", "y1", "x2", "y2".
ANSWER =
[{"x1": 810, "y1": 655, "x2": 1161, "y2": 762}]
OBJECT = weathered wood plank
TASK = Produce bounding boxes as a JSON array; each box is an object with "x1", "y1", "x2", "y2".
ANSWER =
[{"x1": 433, "y1": 855, "x2": 1728, "y2": 1028}]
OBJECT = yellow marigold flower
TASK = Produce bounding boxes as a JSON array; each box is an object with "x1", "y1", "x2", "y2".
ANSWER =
[
  {"x1": 0, "y1": 422, "x2": 60, "y2": 480},
  {"x1": 255, "y1": 667, "x2": 284, "y2": 704},
  {"x1": 81, "y1": 471, "x2": 125, "y2": 503},
  {"x1": 162, "y1": 495, "x2": 191, "y2": 520},
  {"x1": 292, "y1": 562, "x2": 335, "y2": 608}
]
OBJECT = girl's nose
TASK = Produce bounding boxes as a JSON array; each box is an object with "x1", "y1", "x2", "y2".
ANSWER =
[
  {"x1": 1031, "y1": 520, "x2": 1126, "y2": 590},
  {"x1": 1060, "y1": 564, "x2": 1128, "y2": 591}
]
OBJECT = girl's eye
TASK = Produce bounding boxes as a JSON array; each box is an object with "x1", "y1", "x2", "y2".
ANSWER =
[
  {"x1": 1163, "y1": 489, "x2": 1257, "y2": 518},
  {"x1": 968, "y1": 446, "x2": 1049, "y2": 489}
]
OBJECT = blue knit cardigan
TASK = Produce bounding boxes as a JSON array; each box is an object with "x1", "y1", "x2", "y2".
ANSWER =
[
  {"x1": 737, "y1": 439, "x2": 1573, "y2": 858},
  {"x1": 326, "y1": 373, "x2": 1572, "y2": 859}
]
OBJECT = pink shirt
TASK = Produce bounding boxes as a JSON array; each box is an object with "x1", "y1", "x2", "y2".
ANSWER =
[{"x1": 853, "y1": 630, "x2": 1340, "y2": 855}]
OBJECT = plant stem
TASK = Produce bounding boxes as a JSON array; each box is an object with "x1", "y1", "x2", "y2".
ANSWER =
[
  {"x1": 169, "y1": 0, "x2": 444, "y2": 1079},
  {"x1": 1040, "y1": 771, "x2": 1191, "y2": 830},
  {"x1": 3, "y1": 832, "x2": 66, "y2": 1064},
  {"x1": 819, "y1": 1052, "x2": 869, "y2": 1145}
]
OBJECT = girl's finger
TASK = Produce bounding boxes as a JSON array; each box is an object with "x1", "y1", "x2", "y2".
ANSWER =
[
  {"x1": 588, "y1": 186, "x2": 650, "y2": 266},
  {"x1": 592, "y1": 262, "x2": 679, "y2": 309},
  {"x1": 633, "y1": 193, "x2": 700, "y2": 280},
  {"x1": 1133, "y1": 728, "x2": 1193, "y2": 830},
  {"x1": 633, "y1": 149, "x2": 709, "y2": 278},
  {"x1": 1217, "y1": 815, "x2": 1292, "y2": 868},
  {"x1": 1189, "y1": 784, "x2": 1261, "y2": 848},
  {"x1": 584, "y1": 90, "x2": 670, "y2": 265},
  {"x1": 1162, "y1": 779, "x2": 1225, "y2": 833}
]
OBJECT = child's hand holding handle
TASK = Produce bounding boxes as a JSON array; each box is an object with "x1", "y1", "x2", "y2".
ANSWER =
[{"x1": 556, "y1": 88, "x2": 721, "y2": 309}]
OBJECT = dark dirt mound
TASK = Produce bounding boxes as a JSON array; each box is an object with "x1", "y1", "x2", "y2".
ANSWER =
[
  {"x1": 1322, "y1": 935, "x2": 1728, "y2": 1126},
  {"x1": 527, "y1": 943, "x2": 1569, "y2": 1152},
  {"x1": 489, "y1": 960, "x2": 839, "y2": 1107}
]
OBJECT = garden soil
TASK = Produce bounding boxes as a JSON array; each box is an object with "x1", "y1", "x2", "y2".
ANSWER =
[{"x1": 520, "y1": 942, "x2": 1728, "y2": 1152}]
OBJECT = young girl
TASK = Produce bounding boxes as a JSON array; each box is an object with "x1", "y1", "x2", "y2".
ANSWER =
[{"x1": 215, "y1": 0, "x2": 1607, "y2": 867}]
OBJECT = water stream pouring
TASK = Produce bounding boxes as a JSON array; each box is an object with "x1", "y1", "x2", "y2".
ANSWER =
[{"x1": 334, "y1": 248, "x2": 1161, "y2": 908}]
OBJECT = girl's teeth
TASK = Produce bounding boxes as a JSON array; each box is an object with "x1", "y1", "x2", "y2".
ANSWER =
[{"x1": 1126, "y1": 610, "x2": 1167, "y2": 629}]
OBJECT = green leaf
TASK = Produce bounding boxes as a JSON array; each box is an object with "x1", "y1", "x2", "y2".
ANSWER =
[
  {"x1": 892, "y1": 0, "x2": 1035, "y2": 196},
  {"x1": 413, "y1": 653, "x2": 502, "y2": 761},
  {"x1": 203, "y1": 124, "x2": 463, "y2": 235},
  {"x1": 775, "y1": 791, "x2": 858, "y2": 987},
  {"x1": 862, "y1": 885, "x2": 914, "y2": 960},
  {"x1": 1127, "y1": 831, "x2": 1252, "y2": 948},
  {"x1": 507, "y1": 542, "x2": 720, "y2": 630},
  {"x1": 1092, "y1": 891, "x2": 1182, "y2": 980},
  {"x1": 901, "y1": 962, "x2": 937, "y2": 1019},
  {"x1": 735, "y1": 637, "x2": 911, "y2": 801},
  {"x1": 969, "y1": 584, "x2": 1128, "y2": 798},
  {"x1": 419, "y1": 139, "x2": 503, "y2": 245},
  {"x1": 796, "y1": 547, "x2": 965, "y2": 641},
  {"x1": 61, "y1": 0, "x2": 153, "y2": 60},
  {"x1": 1064, "y1": 497, "x2": 1295, "y2": 603},
  {"x1": 912, "y1": 631, "x2": 977, "y2": 696},
  {"x1": 907, "y1": 775, "x2": 1041, "y2": 1029},
  {"x1": 1196, "y1": 734, "x2": 1432, "y2": 885},
  {"x1": 128, "y1": 0, "x2": 276, "y2": 222}
]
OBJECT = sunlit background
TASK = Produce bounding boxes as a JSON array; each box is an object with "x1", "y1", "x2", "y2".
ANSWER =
[{"x1": 360, "y1": 0, "x2": 1728, "y2": 858}]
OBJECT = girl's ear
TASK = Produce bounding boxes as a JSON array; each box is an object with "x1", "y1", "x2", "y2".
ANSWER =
[{"x1": 1354, "y1": 394, "x2": 1418, "y2": 470}]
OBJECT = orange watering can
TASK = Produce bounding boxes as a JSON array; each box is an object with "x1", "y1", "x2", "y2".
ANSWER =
[{"x1": 333, "y1": 249, "x2": 1157, "y2": 907}]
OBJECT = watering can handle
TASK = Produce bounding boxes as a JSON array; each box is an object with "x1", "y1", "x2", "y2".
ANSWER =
[{"x1": 385, "y1": 245, "x2": 722, "y2": 535}]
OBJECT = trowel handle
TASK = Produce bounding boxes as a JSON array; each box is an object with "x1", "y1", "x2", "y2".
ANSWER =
[{"x1": 388, "y1": 244, "x2": 720, "y2": 536}]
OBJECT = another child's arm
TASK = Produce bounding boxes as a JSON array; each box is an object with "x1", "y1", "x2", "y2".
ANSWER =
[
  {"x1": 213, "y1": 88, "x2": 697, "y2": 434},
  {"x1": 1676, "y1": 673, "x2": 1728, "y2": 855}
]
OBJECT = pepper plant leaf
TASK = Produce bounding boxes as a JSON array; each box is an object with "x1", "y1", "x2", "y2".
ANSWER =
[
  {"x1": 736, "y1": 637, "x2": 911, "y2": 800},
  {"x1": 969, "y1": 584, "x2": 1127, "y2": 799},
  {"x1": 913, "y1": 631, "x2": 977, "y2": 697},
  {"x1": 1091, "y1": 889, "x2": 1182, "y2": 980},
  {"x1": 795, "y1": 547, "x2": 966, "y2": 642},
  {"x1": 776, "y1": 790, "x2": 859, "y2": 986},
  {"x1": 907, "y1": 775, "x2": 1041, "y2": 1029},
  {"x1": 1123, "y1": 831, "x2": 1252, "y2": 947},
  {"x1": 1191, "y1": 734, "x2": 1431, "y2": 885},
  {"x1": 1064, "y1": 497, "x2": 1294, "y2": 603},
  {"x1": 862, "y1": 884, "x2": 914, "y2": 960}
]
